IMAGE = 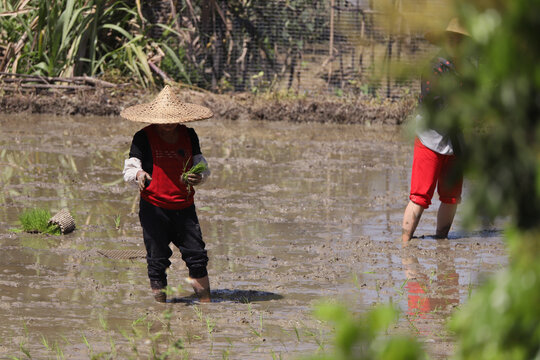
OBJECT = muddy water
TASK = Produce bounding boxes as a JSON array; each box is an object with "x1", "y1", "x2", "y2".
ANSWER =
[{"x1": 0, "y1": 114, "x2": 507, "y2": 359}]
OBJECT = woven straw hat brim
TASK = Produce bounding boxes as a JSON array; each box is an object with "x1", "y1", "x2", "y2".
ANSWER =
[
  {"x1": 121, "y1": 102, "x2": 213, "y2": 123},
  {"x1": 424, "y1": 18, "x2": 470, "y2": 45},
  {"x1": 120, "y1": 85, "x2": 213, "y2": 124}
]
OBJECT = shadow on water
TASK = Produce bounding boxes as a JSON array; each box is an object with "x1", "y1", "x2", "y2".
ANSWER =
[
  {"x1": 169, "y1": 289, "x2": 284, "y2": 304},
  {"x1": 415, "y1": 229, "x2": 504, "y2": 240}
]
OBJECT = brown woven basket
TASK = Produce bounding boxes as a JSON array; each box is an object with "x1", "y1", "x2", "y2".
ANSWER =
[{"x1": 48, "y1": 208, "x2": 76, "y2": 234}]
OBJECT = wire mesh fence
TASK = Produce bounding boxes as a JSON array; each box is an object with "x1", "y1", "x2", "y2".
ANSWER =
[
  {"x1": 0, "y1": 0, "x2": 449, "y2": 99},
  {"x1": 156, "y1": 0, "x2": 444, "y2": 99}
]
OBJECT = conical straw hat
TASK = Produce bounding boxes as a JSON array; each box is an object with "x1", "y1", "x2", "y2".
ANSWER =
[
  {"x1": 120, "y1": 85, "x2": 213, "y2": 123},
  {"x1": 425, "y1": 18, "x2": 470, "y2": 45}
]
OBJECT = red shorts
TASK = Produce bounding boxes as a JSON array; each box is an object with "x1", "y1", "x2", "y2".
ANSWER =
[{"x1": 409, "y1": 138, "x2": 463, "y2": 209}]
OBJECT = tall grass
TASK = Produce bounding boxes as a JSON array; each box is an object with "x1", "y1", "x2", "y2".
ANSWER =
[{"x1": 0, "y1": 0, "x2": 189, "y2": 87}]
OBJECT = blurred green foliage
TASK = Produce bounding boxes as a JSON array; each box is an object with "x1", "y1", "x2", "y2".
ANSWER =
[
  {"x1": 302, "y1": 303, "x2": 426, "y2": 360},
  {"x1": 424, "y1": 0, "x2": 540, "y2": 230},
  {"x1": 450, "y1": 228, "x2": 540, "y2": 360},
  {"x1": 419, "y1": 0, "x2": 540, "y2": 358},
  {"x1": 304, "y1": 0, "x2": 539, "y2": 358}
]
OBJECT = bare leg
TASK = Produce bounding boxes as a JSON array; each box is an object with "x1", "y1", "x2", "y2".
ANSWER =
[
  {"x1": 186, "y1": 276, "x2": 211, "y2": 302},
  {"x1": 402, "y1": 200, "x2": 425, "y2": 242},
  {"x1": 436, "y1": 203, "x2": 457, "y2": 238}
]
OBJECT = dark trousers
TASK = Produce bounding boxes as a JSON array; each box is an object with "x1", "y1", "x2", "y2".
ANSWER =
[{"x1": 139, "y1": 199, "x2": 208, "y2": 289}]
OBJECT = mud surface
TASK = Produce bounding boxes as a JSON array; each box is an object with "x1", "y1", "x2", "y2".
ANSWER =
[
  {"x1": 0, "y1": 114, "x2": 507, "y2": 359},
  {"x1": 0, "y1": 88, "x2": 416, "y2": 124}
]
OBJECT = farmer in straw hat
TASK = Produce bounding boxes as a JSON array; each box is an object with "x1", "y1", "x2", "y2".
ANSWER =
[
  {"x1": 122, "y1": 85, "x2": 213, "y2": 303},
  {"x1": 401, "y1": 18, "x2": 470, "y2": 242}
]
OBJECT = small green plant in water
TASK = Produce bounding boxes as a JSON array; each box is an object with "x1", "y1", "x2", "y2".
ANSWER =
[
  {"x1": 19, "y1": 209, "x2": 61, "y2": 235},
  {"x1": 114, "y1": 214, "x2": 121, "y2": 230}
]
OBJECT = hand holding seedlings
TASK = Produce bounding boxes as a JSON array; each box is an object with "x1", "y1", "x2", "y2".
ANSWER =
[
  {"x1": 136, "y1": 170, "x2": 152, "y2": 191},
  {"x1": 183, "y1": 173, "x2": 203, "y2": 186},
  {"x1": 181, "y1": 161, "x2": 207, "y2": 187}
]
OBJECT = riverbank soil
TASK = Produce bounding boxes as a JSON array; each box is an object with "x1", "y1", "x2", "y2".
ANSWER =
[{"x1": 0, "y1": 114, "x2": 506, "y2": 359}]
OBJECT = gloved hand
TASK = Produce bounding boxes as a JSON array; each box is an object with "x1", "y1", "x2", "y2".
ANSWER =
[{"x1": 136, "y1": 171, "x2": 152, "y2": 191}]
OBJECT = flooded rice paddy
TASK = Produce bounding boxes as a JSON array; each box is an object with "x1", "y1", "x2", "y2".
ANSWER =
[{"x1": 0, "y1": 114, "x2": 507, "y2": 359}]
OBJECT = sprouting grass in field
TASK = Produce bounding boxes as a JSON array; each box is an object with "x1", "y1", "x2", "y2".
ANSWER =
[
  {"x1": 114, "y1": 214, "x2": 121, "y2": 230},
  {"x1": 18, "y1": 208, "x2": 61, "y2": 235}
]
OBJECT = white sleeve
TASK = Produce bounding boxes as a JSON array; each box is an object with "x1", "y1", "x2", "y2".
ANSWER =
[
  {"x1": 123, "y1": 157, "x2": 142, "y2": 183},
  {"x1": 193, "y1": 154, "x2": 211, "y2": 184}
]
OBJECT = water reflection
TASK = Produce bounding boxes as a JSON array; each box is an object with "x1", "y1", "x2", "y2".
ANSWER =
[{"x1": 401, "y1": 240, "x2": 459, "y2": 337}]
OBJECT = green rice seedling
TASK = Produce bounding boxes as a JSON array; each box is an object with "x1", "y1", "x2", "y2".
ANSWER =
[
  {"x1": 193, "y1": 305, "x2": 204, "y2": 322},
  {"x1": 205, "y1": 316, "x2": 216, "y2": 336},
  {"x1": 221, "y1": 338, "x2": 233, "y2": 360},
  {"x1": 114, "y1": 214, "x2": 121, "y2": 230},
  {"x1": 19, "y1": 208, "x2": 61, "y2": 235},
  {"x1": 393, "y1": 278, "x2": 409, "y2": 300},
  {"x1": 41, "y1": 335, "x2": 51, "y2": 351},
  {"x1": 119, "y1": 328, "x2": 139, "y2": 356},
  {"x1": 81, "y1": 334, "x2": 93, "y2": 356},
  {"x1": 181, "y1": 161, "x2": 208, "y2": 183},
  {"x1": 19, "y1": 340, "x2": 31, "y2": 359},
  {"x1": 182, "y1": 160, "x2": 208, "y2": 194},
  {"x1": 293, "y1": 326, "x2": 301, "y2": 341},
  {"x1": 302, "y1": 328, "x2": 326, "y2": 351},
  {"x1": 406, "y1": 316, "x2": 420, "y2": 334},
  {"x1": 98, "y1": 315, "x2": 108, "y2": 331}
]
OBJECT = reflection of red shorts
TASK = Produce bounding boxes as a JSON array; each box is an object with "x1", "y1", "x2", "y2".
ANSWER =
[
  {"x1": 406, "y1": 281, "x2": 430, "y2": 317},
  {"x1": 410, "y1": 138, "x2": 463, "y2": 209}
]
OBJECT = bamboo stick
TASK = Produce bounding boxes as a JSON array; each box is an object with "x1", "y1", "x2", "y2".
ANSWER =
[
  {"x1": 148, "y1": 61, "x2": 173, "y2": 83},
  {"x1": 0, "y1": 83, "x2": 94, "y2": 90},
  {"x1": 0, "y1": 9, "x2": 32, "y2": 17},
  {"x1": 17, "y1": 0, "x2": 31, "y2": 10},
  {"x1": 0, "y1": 44, "x2": 13, "y2": 72},
  {"x1": 0, "y1": 72, "x2": 119, "y2": 87},
  {"x1": 328, "y1": 0, "x2": 335, "y2": 86}
]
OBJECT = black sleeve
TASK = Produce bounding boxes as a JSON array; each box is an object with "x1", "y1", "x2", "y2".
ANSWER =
[
  {"x1": 129, "y1": 129, "x2": 153, "y2": 174},
  {"x1": 187, "y1": 127, "x2": 202, "y2": 156}
]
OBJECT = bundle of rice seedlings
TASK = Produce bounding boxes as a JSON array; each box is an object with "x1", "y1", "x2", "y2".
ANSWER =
[
  {"x1": 19, "y1": 208, "x2": 61, "y2": 235},
  {"x1": 181, "y1": 161, "x2": 207, "y2": 183},
  {"x1": 181, "y1": 161, "x2": 208, "y2": 194}
]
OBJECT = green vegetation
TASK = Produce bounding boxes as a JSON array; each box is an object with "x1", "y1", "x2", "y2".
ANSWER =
[
  {"x1": 18, "y1": 208, "x2": 61, "y2": 235},
  {"x1": 302, "y1": 303, "x2": 425, "y2": 360},
  {"x1": 428, "y1": 0, "x2": 540, "y2": 358},
  {"x1": 302, "y1": 0, "x2": 540, "y2": 358},
  {"x1": 113, "y1": 213, "x2": 121, "y2": 230},
  {"x1": 0, "y1": 0, "x2": 192, "y2": 87},
  {"x1": 181, "y1": 161, "x2": 208, "y2": 184},
  {"x1": 0, "y1": 0, "x2": 418, "y2": 94}
]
